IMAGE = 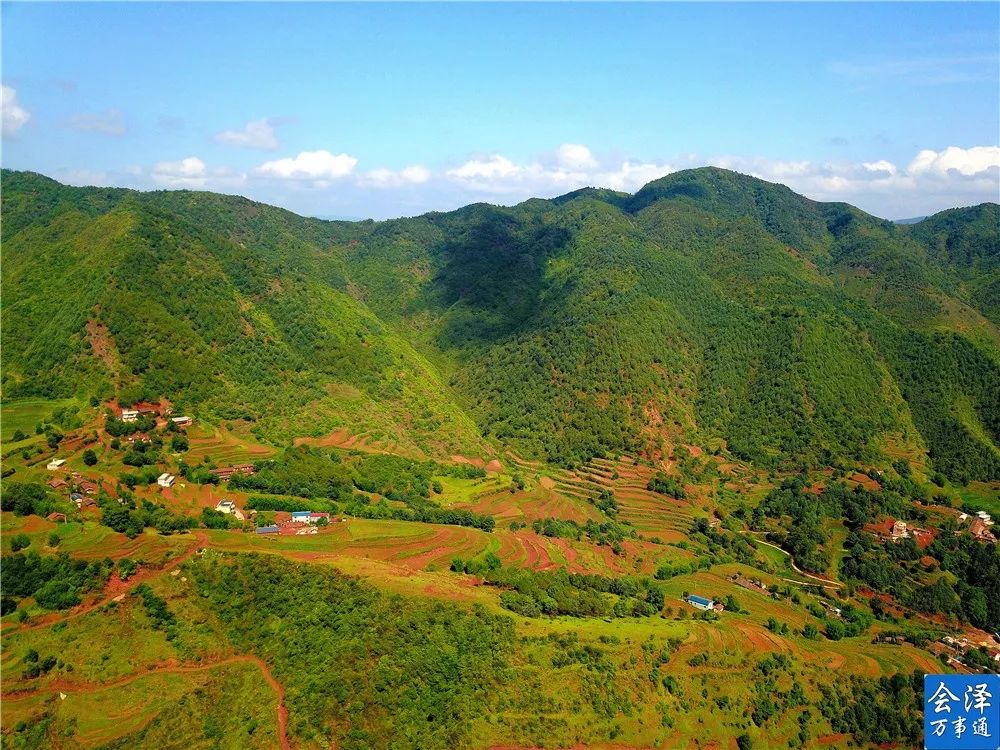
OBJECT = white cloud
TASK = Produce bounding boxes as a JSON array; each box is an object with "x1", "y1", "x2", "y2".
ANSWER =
[
  {"x1": 1, "y1": 85, "x2": 30, "y2": 137},
  {"x1": 152, "y1": 157, "x2": 208, "y2": 188},
  {"x1": 862, "y1": 160, "x2": 897, "y2": 176},
  {"x1": 214, "y1": 118, "x2": 280, "y2": 150},
  {"x1": 67, "y1": 109, "x2": 126, "y2": 136},
  {"x1": 256, "y1": 149, "x2": 357, "y2": 182},
  {"x1": 556, "y1": 143, "x2": 598, "y2": 170},
  {"x1": 907, "y1": 146, "x2": 1000, "y2": 177},
  {"x1": 447, "y1": 154, "x2": 524, "y2": 182},
  {"x1": 597, "y1": 160, "x2": 673, "y2": 191},
  {"x1": 360, "y1": 165, "x2": 431, "y2": 188}
]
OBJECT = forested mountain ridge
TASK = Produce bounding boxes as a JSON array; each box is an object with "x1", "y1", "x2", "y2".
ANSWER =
[{"x1": 2, "y1": 168, "x2": 998, "y2": 481}]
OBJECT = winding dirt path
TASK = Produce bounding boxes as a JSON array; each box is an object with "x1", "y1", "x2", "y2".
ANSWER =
[
  {"x1": 750, "y1": 533, "x2": 843, "y2": 588},
  {"x1": 8, "y1": 654, "x2": 291, "y2": 750}
]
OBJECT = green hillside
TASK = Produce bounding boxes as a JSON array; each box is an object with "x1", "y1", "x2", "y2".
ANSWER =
[{"x1": 3, "y1": 168, "x2": 998, "y2": 480}]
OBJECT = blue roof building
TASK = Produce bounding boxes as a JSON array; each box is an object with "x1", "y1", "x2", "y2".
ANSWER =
[
  {"x1": 685, "y1": 594, "x2": 715, "y2": 611},
  {"x1": 255, "y1": 525, "x2": 279, "y2": 535},
  {"x1": 291, "y1": 511, "x2": 311, "y2": 522}
]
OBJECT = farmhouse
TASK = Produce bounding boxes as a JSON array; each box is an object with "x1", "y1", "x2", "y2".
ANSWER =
[
  {"x1": 157, "y1": 473, "x2": 176, "y2": 488},
  {"x1": 46, "y1": 458, "x2": 66, "y2": 470},
  {"x1": 133, "y1": 401, "x2": 162, "y2": 416},
  {"x1": 47, "y1": 477, "x2": 69, "y2": 490},
  {"x1": 171, "y1": 416, "x2": 193, "y2": 427},
  {"x1": 47, "y1": 512, "x2": 66, "y2": 523},
  {"x1": 216, "y1": 499, "x2": 237, "y2": 514},
  {"x1": 121, "y1": 409, "x2": 139, "y2": 423},
  {"x1": 255, "y1": 525, "x2": 279, "y2": 535},
  {"x1": 685, "y1": 594, "x2": 715, "y2": 611},
  {"x1": 78, "y1": 480, "x2": 98, "y2": 496},
  {"x1": 210, "y1": 464, "x2": 256, "y2": 481},
  {"x1": 290, "y1": 511, "x2": 312, "y2": 523}
]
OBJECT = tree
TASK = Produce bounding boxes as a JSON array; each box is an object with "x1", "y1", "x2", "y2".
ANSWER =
[
  {"x1": 47, "y1": 532, "x2": 61, "y2": 547},
  {"x1": 83, "y1": 449, "x2": 98, "y2": 466},
  {"x1": 171, "y1": 434, "x2": 189, "y2": 452},
  {"x1": 736, "y1": 734, "x2": 753, "y2": 750},
  {"x1": 11, "y1": 534, "x2": 31, "y2": 552},
  {"x1": 11, "y1": 429, "x2": 27, "y2": 442}
]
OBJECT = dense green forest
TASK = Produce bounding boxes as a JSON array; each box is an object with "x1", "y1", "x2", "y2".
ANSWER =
[{"x1": 2, "y1": 168, "x2": 998, "y2": 480}]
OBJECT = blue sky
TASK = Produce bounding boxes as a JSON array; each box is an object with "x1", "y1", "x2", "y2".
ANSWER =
[{"x1": 2, "y1": 2, "x2": 998, "y2": 219}]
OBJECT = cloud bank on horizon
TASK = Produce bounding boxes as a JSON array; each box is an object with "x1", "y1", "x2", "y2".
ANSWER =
[{"x1": 3, "y1": 91, "x2": 996, "y2": 222}]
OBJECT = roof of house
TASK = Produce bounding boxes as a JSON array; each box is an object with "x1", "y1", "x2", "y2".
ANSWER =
[
  {"x1": 686, "y1": 595, "x2": 713, "y2": 607},
  {"x1": 255, "y1": 525, "x2": 279, "y2": 534},
  {"x1": 291, "y1": 511, "x2": 312, "y2": 517}
]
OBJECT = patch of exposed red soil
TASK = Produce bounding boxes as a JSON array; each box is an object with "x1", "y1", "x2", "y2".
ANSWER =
[
  {"x1": 86, "y1": 318, "x2": 117, "y2": 372},
  {"x1": 12, "y1": 532, "x2": 207, "y2": 634},
  {"x1": 816, "y1": 734, "x2": 848, "y2": 746}
]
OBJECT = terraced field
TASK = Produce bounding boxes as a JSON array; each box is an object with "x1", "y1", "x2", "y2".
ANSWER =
[
  {"x1": 184, "y1": 423, "x2": 278, "y2": 466},
  {"x1": 2, "y1": 658, "x2": 283, "y2": 749},
  {"x1": 503, "y1": 452, "x2": 700, "y2": 542},
  {"x1": 203, "y1": 518, "x2": 645, "y2": 576},
  {"x1": 454, "y1": 484, "x2": 603, "y2": 525}
]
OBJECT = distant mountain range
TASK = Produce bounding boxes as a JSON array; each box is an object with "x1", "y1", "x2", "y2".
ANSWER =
[
  {"x1": 893, "y1": 215, "x2": 928, "y2": 225},
  {"x1": 3, "y1": 167, "x2": 998, "y2": 481}
]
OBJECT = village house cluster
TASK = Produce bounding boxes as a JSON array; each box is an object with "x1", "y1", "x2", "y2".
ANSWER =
[
  {"x1": 929, "y1": 634, "x2": 1000, "y2": 672},
  {"x1": 46, "y1": 469, "x2": 101, "y2": 510}
]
